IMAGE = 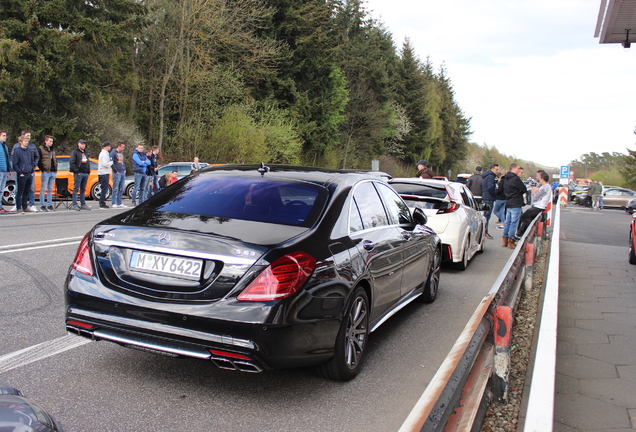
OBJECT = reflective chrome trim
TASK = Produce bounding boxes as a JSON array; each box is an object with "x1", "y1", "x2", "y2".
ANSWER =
[
  {"x1": 93, "y1": 329, "x2": 212, "y2": 359},
  {"x1": 69, "y1": 307, "x2": 256, "y2": 350},
  {"x1": 94, "y1": 239, "x2": 257, "y2": 265},
  {"x1": 370, "y1": 293, "x2": 420, "y2": 333}
]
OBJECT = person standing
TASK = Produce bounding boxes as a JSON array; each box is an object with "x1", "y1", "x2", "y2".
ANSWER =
[
  {"x1": 110, "y1": 142, "x2": 127, "y2": 208},
  {"x1": 38, "y1": 135, "x2": 58, "y2": 211},
  {"x1": 191, "y1": 156, "x2": 201, "y2": 172},
  {"x1": 493, "y1": 170, "x2": 507, "y2": 230},
  {"x1": 415, "y1": 160, "x2": 434, "y2": 179},
  {"x1": 12, "y1": 135, "x2": 36, "y2": 213},
  {"x1": 589, "y1": 179, "x2": 602, "y2": 210},
  {"x1": 502, "y1": 163, "x2": 527, "y2": 249},
  {"x1": 148, "y1": 146, "x2": 160, "y2": 197},
  {"x1": 515, "y1": 171, "x2": 551, "y2": 238},
  {"x1": 0, "y1": 130, "x2": 12, "y2": 214},
  {"x1": 131, "y1": 144, "x2": 150, "y2": 205},
  {"x1": 480, "y1": 164, "x2": 499, "y2": 239},
  {"x1": 12, "y1": 130, "x2": 40, "y2": 212},
  {"x1": 70, "y1": 139, "x2": 91, "y2": 211},
  {"x1": 466, "y1": 166, "x2": 484, "y2": 199},
  {"x1": 97, "y1": 141, "x2": 113, "y2": 209}
]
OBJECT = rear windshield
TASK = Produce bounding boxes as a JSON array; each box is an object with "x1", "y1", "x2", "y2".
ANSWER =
[
  {"x1": 152, "y1": 175, "x2": 327, "y2": 227},
  {"x1": 390, "y1": 183, "x2": 448, "y2": 199}
]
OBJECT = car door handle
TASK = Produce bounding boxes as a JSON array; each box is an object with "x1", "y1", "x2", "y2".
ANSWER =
[{"x1": 362, "y1": 240, "x2": 375, "y2": 251}]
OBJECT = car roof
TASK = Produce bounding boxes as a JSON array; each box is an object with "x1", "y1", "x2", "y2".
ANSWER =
[
  {"x1": 201, "y1": 164, "x2": 385, "y2": 188},
  {"x1": 390, "y1": 177, "x2": 454, "y2": 187}
]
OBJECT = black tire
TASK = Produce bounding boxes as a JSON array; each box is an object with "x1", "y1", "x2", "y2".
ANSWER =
[
  {"x1": 420, "y1": 247, "x2": 441, "y2": 303},
  {"x1": 477, "y1": 228, "x2": 486, "y2": 254},
  {"x1": 315, "y1": 287, "x2": 369, "y2": 381},
  {"x1": 629, "y1": 229, "x2": 636, "y2": 265},
  {"x1": 454, "y1": 238, "x2": 469, "y2": 271}
]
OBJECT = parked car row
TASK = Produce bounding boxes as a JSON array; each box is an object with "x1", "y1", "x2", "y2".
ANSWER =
[
  {"x1": 572, "y1": 185, "x2": 636, "y2": 209},
  {"x1": 62, "y1": 163, "x2": 496, "y2": 383}
]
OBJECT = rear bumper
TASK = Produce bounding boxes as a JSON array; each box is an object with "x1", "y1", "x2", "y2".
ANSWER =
[{"x1": 65, "y1": 272, "x2": 344, "y2": 371}]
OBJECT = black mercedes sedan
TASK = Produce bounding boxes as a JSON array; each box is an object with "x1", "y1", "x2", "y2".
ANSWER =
[{"x1": 65, "y1": 164, "x2": 441, "y2": 381}]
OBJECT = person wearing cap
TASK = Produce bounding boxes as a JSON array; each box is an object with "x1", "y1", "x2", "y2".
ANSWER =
[
  {"x1": 97, "y1": 141, "x2": 113, "y2": 209},
  {"x1": 466, "y1": 166, "x2": 484, "y2": 199},
  {"x1": 70, "y1": 139, "x2": 91, "y2": 211},
  {"x1": 415, "y1": 159, "x2": 434, "y2": 179},
  {"x1": 37, "y1": 135, "x2": 58, "y2": 211}
]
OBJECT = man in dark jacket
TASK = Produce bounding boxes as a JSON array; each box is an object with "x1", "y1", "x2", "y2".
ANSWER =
[
  {"x1": 415, "y1": 160, "x2": 434, "y2": 179},
  {"x1": 12, "y1": 135, "x2": 37, "y2": 213},
  {"x1": 502, "y1": 163, "x2": 527, "y2": 248},
  {"x1": 466, "y1": 166, "x2": 483, "y2": 198},
  {"x1": 70, "y1": 139, "x2": 91, "y2": 211},
  {"x1": 481, "y1": 163, "x2": 499, "y2": 239}
]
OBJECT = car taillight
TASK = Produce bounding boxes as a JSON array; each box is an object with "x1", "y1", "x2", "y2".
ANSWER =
[
  {"x1": 437, "y1": 202, "x2": 460, "y2": 214},
  {"x1": 72, "y1": 233, "x2": 93, "y2": 276},
  {"x1": 238, "y1": 252, "x2": 316, "y2": 301}
]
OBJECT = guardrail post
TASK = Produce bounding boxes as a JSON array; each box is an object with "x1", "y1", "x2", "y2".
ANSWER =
[
  {"x1": 492, "y1": 305, "x2": 513, "y2": 403},
  {"x1": 525, "y1": 242, "x2": 535, "y2": 290},
  {"x1": 536, "y1": 223, "x2": 544, "y2": 256}
]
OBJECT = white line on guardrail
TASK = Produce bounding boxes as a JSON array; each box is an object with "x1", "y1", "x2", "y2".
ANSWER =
[{"x1": 523, "y1": 203, "x2": 561, "y2": 431}]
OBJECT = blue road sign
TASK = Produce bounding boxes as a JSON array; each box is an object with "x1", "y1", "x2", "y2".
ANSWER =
[{"x1": 560, "y1": 166, "x2": 570, "y2": 179}]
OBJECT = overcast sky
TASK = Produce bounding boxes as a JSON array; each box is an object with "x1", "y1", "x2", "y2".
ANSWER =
[{"x1": 364, "y1": 0, "x2": 636, "y2": 168}]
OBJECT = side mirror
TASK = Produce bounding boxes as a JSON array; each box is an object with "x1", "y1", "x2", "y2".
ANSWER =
[{"x1": 413, "y1": 207, "x2": 427, "y2": 225}]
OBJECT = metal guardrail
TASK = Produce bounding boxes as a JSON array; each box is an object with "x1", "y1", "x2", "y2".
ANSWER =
[{"x1": 399, "y1": 210, "x2": 550, "y2": 432}]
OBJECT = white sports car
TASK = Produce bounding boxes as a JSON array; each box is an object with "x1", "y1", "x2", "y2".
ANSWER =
[{"x1": 389, "y1": 178, "x2": 488, "y2": 270}]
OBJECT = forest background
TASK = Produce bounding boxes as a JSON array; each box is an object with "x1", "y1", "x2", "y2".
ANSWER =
[{"x1": 1, "y1": 0, "x2": 635, "y2": 185}]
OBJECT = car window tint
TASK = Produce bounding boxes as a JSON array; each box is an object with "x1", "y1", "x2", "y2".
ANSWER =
[
  {"x1": 375, "y1": 182, "x2": 411, "y2": 224},
  {"x1": 606, "y1": 190, "x2": 620, "y2": 196},
  {"x1": 57, "y1": 159, "x2": 69, "y2": 171},
  {"x1": 90, "y1": 161, "x2": 98, "y2": 170},
  {"x1": 459, "y1": 188, "x2": 472, "y2": 206},
  {"x1": 390, "y1": 183, "x2": 447, "y2": 199},
  {"x1": 349, "y1": 197, "x2": 364, "y2": 233},
  {"x1": 353, "y1": 181, "x2": 388, "y2": 229},
  {"x1": 153, "y1": 176, "x2": 327, "y2": 227}
]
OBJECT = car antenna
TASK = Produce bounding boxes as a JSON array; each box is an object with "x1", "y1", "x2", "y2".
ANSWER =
[{"x1": 258, "y1": 162, "x2": 270, "y2": 177}]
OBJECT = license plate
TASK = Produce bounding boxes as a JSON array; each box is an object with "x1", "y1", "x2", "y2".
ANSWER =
[{"x1": 129, "y1": 251, "x2": 203, "y2": 280}]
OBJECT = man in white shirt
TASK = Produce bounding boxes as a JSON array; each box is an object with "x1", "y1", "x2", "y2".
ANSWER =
[
  {"x1": 97, "y1": 141, "x2": 113, "y2": 209},
  {"x1": 514, "y1": 170, "x2": 551, "y2": 239}
]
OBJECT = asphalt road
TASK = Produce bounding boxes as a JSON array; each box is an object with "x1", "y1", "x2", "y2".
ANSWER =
[{"x1": 0, "y1": 202, "x2": 515, "y2": 432}]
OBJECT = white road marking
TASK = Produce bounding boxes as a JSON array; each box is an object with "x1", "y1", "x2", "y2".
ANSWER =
[
  {"x1": 0, "y1": 335, "x2": 91, "y2": 374},
  {"x1": 0, "y1": 237, "x2": 83, "y2": 254}
]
